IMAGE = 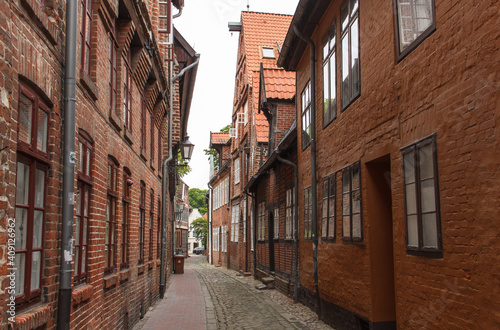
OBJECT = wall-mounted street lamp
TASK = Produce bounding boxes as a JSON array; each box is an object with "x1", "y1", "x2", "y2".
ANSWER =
[{"x1": 180, "y1": 135, "x2": 194, "y2": 164}]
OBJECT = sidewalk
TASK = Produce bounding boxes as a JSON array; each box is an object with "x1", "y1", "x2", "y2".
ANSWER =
[{"x1": 134, "y1": 261, "x2": 207, "y2": 330}]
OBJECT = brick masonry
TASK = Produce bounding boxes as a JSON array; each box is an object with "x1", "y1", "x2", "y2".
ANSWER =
[
  {"x1": 288, "y1": 0, "x2": 499, "y2": 329},
  {"x1": 0, "y1": 0, "x2": 190, "y2": 328}
]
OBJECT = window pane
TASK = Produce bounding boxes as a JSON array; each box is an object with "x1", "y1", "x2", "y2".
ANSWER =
[
  {"x1": 342, "y1": 35, "x2": 349, "y2": 107},
  {"x1": 15, "y1": 208, "x2": 28, "y2": 249},
  {"x1": 405, "y1": 183, "x2": 417, "y2": 215},
  {"x1": 352, "y1": 214, "x2": 362, "y2": 238},
  {"x1": 419, "y1": 143, "x2": 434, "y2": 180},
  {"x1": 83, "y1": 217, "x2": 87, "y2": 244},
  {"x1": 422, "y1": 213, "x2": 438, "y2": 248},
  {"x1": 84, "y1": 187, "x2": 89, "y2": 216},
  {"x1": 341, "y1": 0, "x2": 349, "y2": 31},
  {"x1": 78, "y1": 142, "x2": 84, "y2": 172},
  {"x1": 19, "y1": 94, "x2": 32, "y2": 144},
  {"x1": 16, "y1": 161, "x2": 30, "y2": 205},
  {"x1": 342, "y1": 193, "x2": 350, "y2": 216},
  {"x1": 407, "y1": 214, "x2": 418, "y2": 247},
  {"x1": 37, "y1": 109, "x2": 48, "y2": 152},
  {"x1": 86, "y1": 147, "x2": 91, "y2": 176},
  {"x1": 421, "y1": 178, "x2": 436, "y2": 213},
  {"x1": 352, "y1": 165, "x2": 360, "y2": 189},
  {"x1": 75, "y1": 216, "x2": 81, "y2": 245},
  {"x1": 35, "y1": 168, "x2": 45, "y2": 207},
  {"x1": 14, "y1": 253, "x2": 25, "y2": 296},
  {"x1": 74, "y1": 246, "x2": 80, "y2": 275},
  {"x1": 31, "y1": 251, "x2": 41, "y2": 291},
  {"x1": 403, "y1": 152, "x2": 416, "y2": 184},
  {"x1": 351, "y1": 18, "x2": 360, "y2": 97},
  {"x1": 82, "y1": 246, "x2": 86, "y2": 272},
  {"x1": 323, "y1": 63, "x2": 329, "y2": 123},
  {"x1": 76, "y1": 185, "x2": 81, "y2": 214},
  {"x1": 343, "y1": 216, "x2": 350, "y2": 237},
  {"x1": 328, "y1": 214, "x2": 335, "y2": 238},
  {"x1": 33, "y1": 210, "x2": 43, "y2": 249},
  {"x1": 352, "y1": 189, "x2": 361, "y2": 213},
  {"x1": 351, "y1": 0, "x2": 358, "y2": 16},
  {"x1": 329, "y1": 56, "x2": 336, "y2": 117},
  {"x1": 104, "y1": 245, "x2": 109, "y2": 267}
]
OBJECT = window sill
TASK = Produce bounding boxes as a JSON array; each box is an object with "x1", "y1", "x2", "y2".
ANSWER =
[
  {"x1": 79, "y1": 69, "x2": 98, "y2": 101},
  {"x1": 12, "y1": 304, "x2": 51, "y2": 330},
  {"x1": 140, "y1": 148, "x2": 148, "y2": 162},
  {"x1": 124, "y1": 128, "x2": 134, "y2": 145},
  {"x1": 119, "y1": 268, "x2": 131, "y2": 282},
  {"x1": 72, "y1": 284, "x2": 93, "y2": 306},
  {"x1": 406, "y1": 249, "x2": 443, "y2": 259},
  {"x1": 156, "y1": 259, "x2": 161, "y2": 266},
  {"x1": 103, "y1": 273, "x2": 118, "y2": 289},
  {"x1": 138, "y1": 263, "x2": 146, "y2": 275},
  {"x1": 148, "y1": 260, "x2": 154, "y2": 270},
  {"x1": 109, "y1": 111, "x2": 123, "y2": 132},
  {"x1": 20, "y1": 0, "x2": 59, "y2": 45}
]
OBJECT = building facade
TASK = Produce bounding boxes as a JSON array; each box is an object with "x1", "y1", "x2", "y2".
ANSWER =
[
  {"x1": 278, "y1": 0, "x2": 499, "y2": 329},
  {"x1": 0, "y1": 0, "x2": 197, "y2": 328}
]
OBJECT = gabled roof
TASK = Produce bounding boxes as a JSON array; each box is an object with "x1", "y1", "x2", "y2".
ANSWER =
[
  {"x1": 210, "y1": 132, "x2": 230, "y2": 147},
  {"x1": 241, "y1": 11, "x2": 293, "y2": 74}
]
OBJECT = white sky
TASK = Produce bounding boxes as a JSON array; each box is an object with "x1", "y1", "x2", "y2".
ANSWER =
[{"x1": 174, "y1": 0, "x2": 300, "y2": 190}]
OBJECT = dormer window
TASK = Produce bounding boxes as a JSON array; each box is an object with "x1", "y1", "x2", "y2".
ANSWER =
[{"x1": 262, "y1": 47, "x2": 275, "y2": 59}]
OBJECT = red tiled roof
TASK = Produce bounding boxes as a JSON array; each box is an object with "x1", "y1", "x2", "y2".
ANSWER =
[
  {"x1": 241, "y1": 11, "x2": 293, "y2": 78},
  {"x1": 262, "y1": 68, "x2": 295, "y2": 100},
  {"x1": 210, "y1": 132, "x2": 230, "y2": 145},
  {"x1": 253, "y1": 73, "x2": 269, "y2": 143}
]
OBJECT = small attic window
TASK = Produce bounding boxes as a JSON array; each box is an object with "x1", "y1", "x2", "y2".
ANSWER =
[{"x1": 262, "y1": 47, "x2": 275, "y2": 59}]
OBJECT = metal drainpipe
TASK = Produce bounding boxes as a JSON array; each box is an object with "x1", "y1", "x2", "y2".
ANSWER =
[
  {"x1": 275, "y1": 152, "x2": 299, "y2": 303},
  {"x1": 243, "y1": 190, "x2": 254, "y2": 274},
  {"x1": 57, "y1": 0, "x2": 78, "y2": 327},
  {"x1": 293, "y1": 25, "x2": 320, "y2": 318}
]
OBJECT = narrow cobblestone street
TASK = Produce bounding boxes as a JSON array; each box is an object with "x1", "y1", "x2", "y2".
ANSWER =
[{"x1": 134, "y1": 256, "x2": 332, "y2": 329}]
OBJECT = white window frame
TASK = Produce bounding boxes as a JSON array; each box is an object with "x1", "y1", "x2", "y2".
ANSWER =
[
  {"x1": 234, "y1": 158, "x2": 240, "y2": 184},
  {"x1": 273, "y1": 208, "x2": 279, "y2": 239},
  {"x1": 231, "y1": 204, "x2": 240, "y2": 242}
]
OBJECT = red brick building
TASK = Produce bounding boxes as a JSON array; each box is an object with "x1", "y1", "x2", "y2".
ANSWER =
[
  {"x1": 278, "y1": 0, "x2": 499, "y2": 329},
  {"x1": 226, "y1": 11, "x2": 294, "y2": 274},
  {"x1": 208, "y1": 132, "x2": 231, "y2": 267},
  {"x1": 0, "y1": 0, "x2": 198, "y2": 328}
]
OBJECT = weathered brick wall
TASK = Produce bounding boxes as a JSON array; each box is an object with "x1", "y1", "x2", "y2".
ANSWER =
[{"x1": 293, "y1": 0, "x2": 499, "y2": 328}]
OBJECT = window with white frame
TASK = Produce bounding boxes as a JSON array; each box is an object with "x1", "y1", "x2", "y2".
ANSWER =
[
  {"x1": 395, "y1": 0, "x2": 435, "y2": 59},
  {"x1": 258, "y1": 202, "x2": 266, "y2": 240},
  {"x1": 323, "y1": 21, "x2": 337, "y2": 126},
  {"x1": 273, "y1": 208, "x2": 279, "y2": 239},
  {"x1": 213, "y1": 228, "x2": 218, "y2": 251},
  {"x1": 285, "y1": 187, "x2": 295, "y2": 240},
  {"x1": 341, "y1": 0, "x2": 360, "y2": 110},
  {"x1": 234, "y1": 158, "x2": 240, "y2": 184},
  {"x1": 250, "y1": 207, "x2": 254, "y2": 249},
  {"x1": 222, "y1": 225, "x2": 227, "y2": 252},
  {"x1": 301, "y1": 82, "x2": 312, "y2": 149},
  {"x1": 402, "y1": 135, "x2": 442, "y2": 256},
  {"x1": 243, "y1": 102, "x2": 248, "y2": 125},
  {"x1": 231, "y1": 204, "x2": 240, "y2": 242}
]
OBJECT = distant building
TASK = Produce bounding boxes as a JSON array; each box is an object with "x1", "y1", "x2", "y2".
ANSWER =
[{"x1": 188, "y1": 208, "x2": 203, "y2": 253}]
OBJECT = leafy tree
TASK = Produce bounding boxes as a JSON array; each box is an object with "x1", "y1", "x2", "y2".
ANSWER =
[
  {"x1": 204, "y1": 124, "x2": 232, "y2": 170},
  {"x1": 191, "y1": 217, "x2": 208, "y2": 248},
  {"x1": 189, "y1": 188, "x2": 208, "y2": 215},
  {"x1": 177, "y1": 149, "x2": 192, "y2": 178}
]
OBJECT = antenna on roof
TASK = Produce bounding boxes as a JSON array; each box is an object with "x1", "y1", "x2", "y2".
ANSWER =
[{"x1": 247, "y1": 0, "x2": 250, "y2": 11}]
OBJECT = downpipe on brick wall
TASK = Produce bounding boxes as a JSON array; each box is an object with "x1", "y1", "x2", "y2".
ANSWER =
[
  {"x1": 57, "y1": 0, "x2": 78, "y2": 327},
  {"x1": 275, "y1": 152, "x2": 299, "y2": 303},
  {"x1": 160, "y1": 53, "x2": 200, "y2": 296},
  {"x1": 207, "y1": 182, "x2": 213, "y2": 264},
  {"x1": 293, "y1": 25, "x2": 321, "y2": 319}
]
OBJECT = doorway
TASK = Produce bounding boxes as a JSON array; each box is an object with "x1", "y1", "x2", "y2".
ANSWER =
[{"x1": 366, "y1": 155, "x2": 397, "y2": 328}]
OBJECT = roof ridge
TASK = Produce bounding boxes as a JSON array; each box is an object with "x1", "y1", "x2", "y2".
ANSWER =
[{"x1": 241, "y1": 11, "x2": 293, "y2": 17}]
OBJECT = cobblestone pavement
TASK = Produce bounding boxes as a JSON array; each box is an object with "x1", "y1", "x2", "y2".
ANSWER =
[{"x1": 135, "y1": 255, "x2": 333, "y2": 329}]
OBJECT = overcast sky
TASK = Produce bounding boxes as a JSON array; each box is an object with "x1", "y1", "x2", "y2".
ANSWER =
[{"x1": 174, "y1": 0, "x2": 300, "y2": 190}]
